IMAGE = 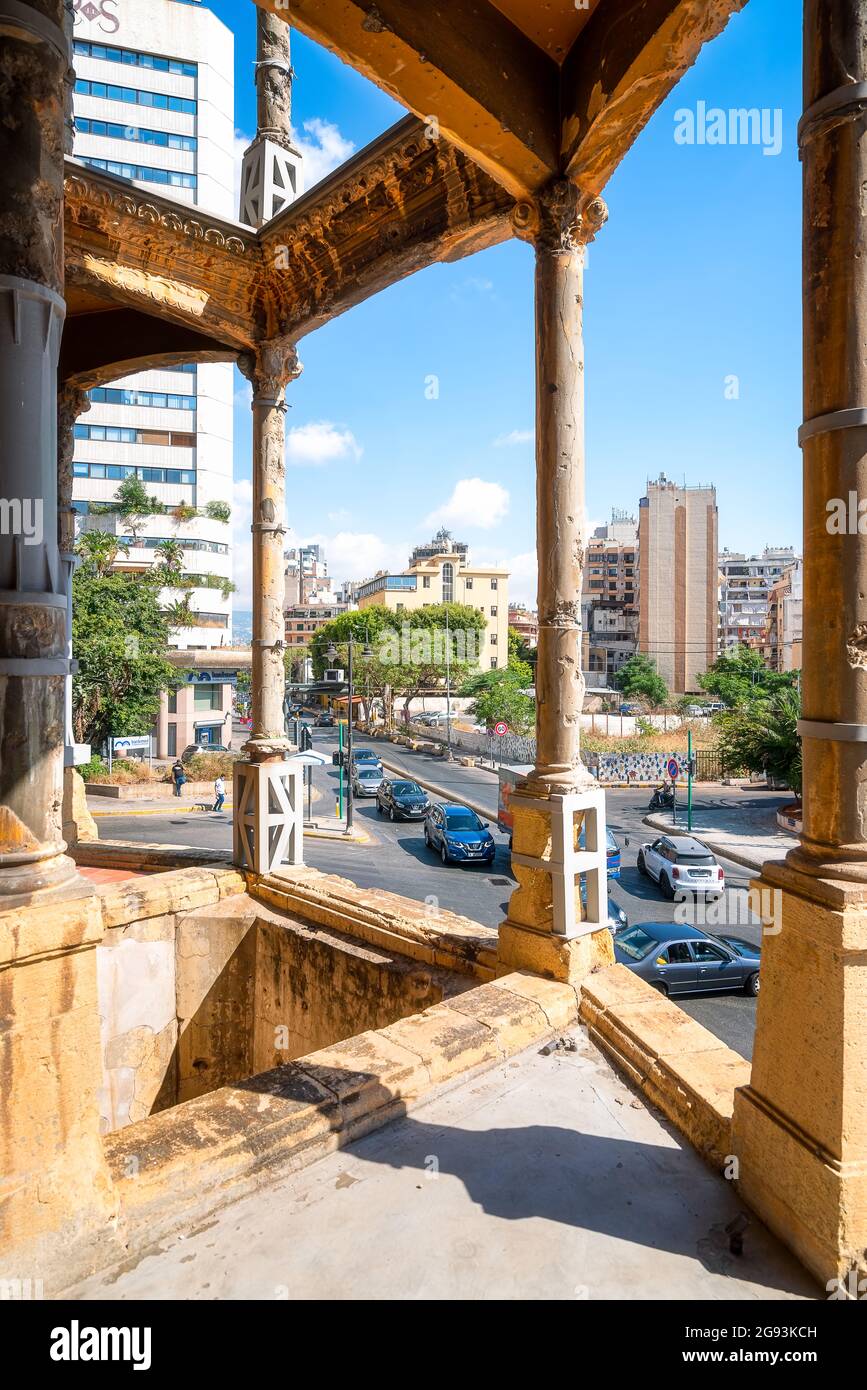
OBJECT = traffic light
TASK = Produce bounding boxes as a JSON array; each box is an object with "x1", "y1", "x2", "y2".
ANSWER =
[
  {"x1": 300, "y1": 724, "x2": 312, "y2": 752},
  {"x1": 332, "y1": 749, "x2": 345, "y2": 767}
]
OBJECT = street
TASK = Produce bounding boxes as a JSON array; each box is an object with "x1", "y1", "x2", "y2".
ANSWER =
[{"x1": 98, "y1": 726, "x2": 769, "y2": 1060}]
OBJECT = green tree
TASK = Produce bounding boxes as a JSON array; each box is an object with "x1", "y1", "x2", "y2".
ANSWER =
[
  {"x1": 614, "y1": 653, "x2": 669, "y2": 708},
  {"x1": 72, "y1": 538, "x2": 183, "y2": 750},
  {"x1": 699, "y1": 644, "x2": 797, "y2": 707},
  {"x1": 76, "y1": 530, "x2": 129, "y2": 578},
  {"x1": 461, "y1": 667, "x2": 535, "y2": 736},
  {"x1": 508, "y1": 626, "x2": 536, "y2": 676},
  {"x1": 115, "y1": 473, "x2": 164, "y2": 542},
  {"x1": 717, "y1": 687, "x2": 802, "y2": 796}
]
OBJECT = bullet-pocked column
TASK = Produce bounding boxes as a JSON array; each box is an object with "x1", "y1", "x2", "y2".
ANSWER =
[
  {"x1": 732, "y1": 0, "x2": 867, "y2": 1289},
  {"x1": 234, "y1": 342, "x2": 305, "y2": 874},
  {"x1": 0, "y1": 0, "x2": 79, "y2": 902},
  {"x1": 498, "y1": 183, "x2": 613, "y2": 984}
]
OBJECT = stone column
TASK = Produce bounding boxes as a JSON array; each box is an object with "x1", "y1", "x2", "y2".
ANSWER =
[
  {"x1": 0, "y1": 0, "x2": 116, "y2": 1291},
  {"x1": 234, "y1": 342, "x2": 305, "y2": 874},
  {"x1": 0, "y1": 1, "x2": 80, "y2": 903},
  {"x1": 239, "y1": 8, "x2": 303, "y2": 226},
  {"x1": 498, "y1": 183, "x2": 614, "y2": 983},
  {"x1": 732, "y1": 0, "x2": 867, "y2": 1290}
]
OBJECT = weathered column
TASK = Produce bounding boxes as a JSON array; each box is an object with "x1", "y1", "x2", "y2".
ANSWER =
[
  {"x1": 732, "y1": 0, "x2": 867, "y2": 1290},
  {"x1": 0, "y1": 0, "x2": 116, "y2": 1291},
  {"x1": 234, "y1": 342, "x2": 305, "y2": 873},
  {"x1": 0, "y1": 1, "x2": 79, "y2": 903},
  {"x1": 239, "y1": 8, "x2": 303, "y2": 227},
  {"x1": 498, "y1": 183, "x2": 613, "y2": 983}
]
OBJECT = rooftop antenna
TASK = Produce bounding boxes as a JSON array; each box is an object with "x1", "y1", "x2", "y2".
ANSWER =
[{"x1": 239, "y1": 8, "x2": 304, "y2": 226}]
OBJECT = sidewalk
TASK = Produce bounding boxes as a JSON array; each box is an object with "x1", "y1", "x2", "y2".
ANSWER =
[
  {"x1": 645, "y1": 789, "x2": 797, "y2": 874},
  {"x1": 86, "y1": 797, "x2": 372, "y2": 843}
]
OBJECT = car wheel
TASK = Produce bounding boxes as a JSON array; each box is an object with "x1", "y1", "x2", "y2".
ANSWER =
[
  {"x1": 637, "y1": 850, "x2": 647, "y2": 875},
  {"x1": 651, "y1": 981, "x2": 669, "y2": 997},
  {"x1": 441, "y1": 844, "x2": 449, "y2": 866},
  {"x1": 745, "y1": 972, "x2": 760, "y2": 997},
  {"x1": 662, "y1": 873, "x2": 676, "y2": 901}
]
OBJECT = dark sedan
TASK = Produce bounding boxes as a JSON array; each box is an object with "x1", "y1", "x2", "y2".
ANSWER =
[
  {"x1": 614, "y1": 921, "x2": 760, "y2": 997},
  {"x1": 315, "y1": 712, "x2": 334, "y2": 727},
  {"x1": 376, "y1": 778, "x2": 430, "y2": 820}
]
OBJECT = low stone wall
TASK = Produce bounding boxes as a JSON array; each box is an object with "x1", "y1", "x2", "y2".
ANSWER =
[
  {"x1": 86, "y1": 780, "x2": 214, "y2": 800},
  {"x1": 578, "y1": 965, "x2": 750, "y2": 1171}
]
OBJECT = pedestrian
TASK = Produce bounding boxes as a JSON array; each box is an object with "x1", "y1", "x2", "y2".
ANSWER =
[
  {"x1": 213, "y1": 774, "x2": 226, "y2": 813},
  {"x1": 171, "y1": 759, "x2": 186, "y2": 798}
]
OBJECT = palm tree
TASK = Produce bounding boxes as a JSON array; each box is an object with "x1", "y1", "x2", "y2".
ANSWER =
[
  {"x1": 718, "y1": 687, "x2": 802, "y2": 797},
  {"x1": 76, "y1": 530, "x2": 130, "y2": 578}
]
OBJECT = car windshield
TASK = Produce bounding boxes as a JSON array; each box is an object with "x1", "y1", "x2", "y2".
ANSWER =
[
  {"x1": 359, "y1": 769, "x2": 380, "y2": 779},
  {"x1": 615, "y1": 926, "x2": 659, "y2": 962},
  {"x1": 355, "y1": 752, "x2": 377, "y2": 761},
  {"x1": 393, "y1": 782, "x2": 421, "y2": 796},
  {"x1": 446, "y1": 811, "x2": 483, "y2": 832},
  {"x1": 676, "y1": 852, "x2": 716, "y2": 865}
]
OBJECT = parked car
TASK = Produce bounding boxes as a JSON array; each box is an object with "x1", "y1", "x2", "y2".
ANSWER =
[
  {"x1": 315, "y1": 712, "x2": 334, "y2": 727},
  {"x1": 376, "y1": 779, "x2": 430, "y2": 820},
  {"x1": 614, "y1": 921, "x2": 760, "y2": 997},
  {"x1": 181, "y1": 743, "x2": 232, "y2": 763},
  {"x1": 619, "y1": 702, "x2": 641, "y2": 715},
  {"x1": 351, "y1": 764, "x2": 384, "y2": 797},
  {"x1": 424, "y1": 802, "x2": 495, "y2": 865},
  {"x1": 637, "y1": 834, "x2": 725, "y2": 900}
]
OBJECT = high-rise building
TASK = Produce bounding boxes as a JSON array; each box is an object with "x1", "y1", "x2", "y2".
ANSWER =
[
  {"x1": 581, "y1": 511, "x2": 639, "y2": 684},
  {"x1": 638, "y1": 476, "x2": 718, "y2": 694},
  {"x1": 71, "y1": 0, "x2": 235, "y2": 653},
  {"x1": 764, "y1": 559, "x2": 803, "y2": 673},
  {"x1": 718, "y1": 548, "x2": 798, "y2": 656},
  {"x1": 284, "y1": 545, "x2": 331, "y2": 607}
]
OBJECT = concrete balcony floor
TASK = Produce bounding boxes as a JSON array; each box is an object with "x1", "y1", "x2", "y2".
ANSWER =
[{"x1": 71, "y1": 1029, "x2": 818, "y2": 1301}]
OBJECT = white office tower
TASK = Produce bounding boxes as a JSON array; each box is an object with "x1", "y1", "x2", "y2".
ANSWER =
[{"x1": 71, "y1": 0, "x2": 235, "y2": 648}]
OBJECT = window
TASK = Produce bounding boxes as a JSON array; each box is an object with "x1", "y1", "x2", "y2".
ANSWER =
[
  {"x1": 167, "y1": 723, "x2": 176, "y2": 757},
  {"x1": 491, "y1": 605, "x2": 498, "y2": 617},
  {"x1": 490, "y1": 578, "x2": 498, "y2": 590},
  {"x1": 194, "y1": 685, "x2": 222, "y2": 712},
  {"x1": 465, "y1": 578, "x2": 473, "y2": 590},
  {"x1": 73, "y1": 40, "x2": 196, "y2": 77},
  {"x1": 442, "y1": 562, "x2": 454, "y2": 603},
  {"x1": 691, "y1": 941, "x2": 730, "y2": 964},
  {"x1": 660, "y1": 943, "x2": 692, "y2": 964},
  {"x1": 77, "y1": 117, "x2": 197, "y2": 152},
  {"x1": 88, "y1": 388, "x2": 196, "y2": 410},
  {"x1": 74, "y1": 78, "x2": 196, "y2": 116},
  {"x1": 490, "y1": 634, "x2": 498, "y2": 645},
  {"x1": 79, "y1": 157, "x2": 196, "y2": 190},
  {"x1": 422, "y1": 576, "x2": 431, "y2": 589},
  {"x1": 490, "y1": 657, "x2": 498, "y2": 669}
]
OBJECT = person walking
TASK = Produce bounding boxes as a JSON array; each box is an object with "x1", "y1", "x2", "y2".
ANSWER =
[
  {"x1": 213, "y1": 774, "x2": 226, "y2": 812},
  {"x1": 171, "y1": 759, "x2": 186, "y2": 798}
]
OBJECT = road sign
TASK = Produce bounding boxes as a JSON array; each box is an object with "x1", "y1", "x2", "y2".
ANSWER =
[
  {"x1": 112, "y1": 736, "x2": 150, "y2": 753},
  {"x1": 667, "y1": 757, "x2": 680, "y2": 781},
  {"x1": 494, "y1": 721, "x2": 509, "y2": 737}
]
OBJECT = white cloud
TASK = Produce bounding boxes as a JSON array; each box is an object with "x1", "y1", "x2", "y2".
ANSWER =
[
  {"x1": 424, "y1": 477, "x2": 510, "y2": 532},
  {"x1": 493, "y1": 429, "x2": 534, "y2": 448},
  {"x1": 325, "y1": 531, "x2": 408, "y2": 586},
  {"x1": 327, "y1": 508, "x2": 352, "y2": 525},
  {"x1": 472, "y1": 547, "x2": 538, "y2": 607},
  {"x1": 285, "y1": 421, "x2": 362, "y2": 466},
  {"x1": 233, "y1": 118, "x2": 356, "y2": 213}
]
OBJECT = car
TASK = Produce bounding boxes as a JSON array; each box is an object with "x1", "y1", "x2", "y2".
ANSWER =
[
  {"x1": 351, "y1": 764, "x2": 384, "y2": 797},
  {"x1": 580, "y1": 884, "x2": 628, "y2": 935},
  {"x1": 619, "y1": 702, "x2": 641, "y2": 715},
  {"x1": 614, "y1": 921, "x2": 760, "y2": 997},
  {"x1": 637, "y1": 834, "x2": 724, "y2": 900},
  {"x1": 376, "y1": 778, "x2": 430, "y2": 820},
  {"x1": 578, "y1": 824, "x2": 621, "y2": 879},
  {"x1": 349, "y1": 749, "x2": 382, "y2": 775},
  {"x1": 424, "y1": 802, "x2": 495, "y2": 865},
  {"x1": 181, "y1": 743, "x2": 232, "y2": 763},
  {"x1": 315, "y1": 712, "x2": 334, "y2": 727}
]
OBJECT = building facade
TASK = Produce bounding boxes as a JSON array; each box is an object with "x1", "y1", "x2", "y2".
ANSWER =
[
  {"x1": 638, "y1": 477, "x2": 718, "y2": 694},
  {"x1": 765, "y1": 559, "x2": 803, "y2": 673},
  {"x1": 581, "y1": 511, "x2": 639, "y2": 684},
  {"x1": 158, "y1": 649, "x2": 248, "y2": 759},
  {"x1": 71, "y1": 0, "x2": 235, "y2": 651},
  {"x1": 283, "y1": 545, "x2": 331, "y2": 607},
  {"x1": 357, "y1": 534, "x2": 509, "y2": 670},
  {"x1": 718, "y1": 547, "x2": 798, "y2": 656},
  {"x1": 508, "y1": 605, "x2": 539, "y2": 648}
]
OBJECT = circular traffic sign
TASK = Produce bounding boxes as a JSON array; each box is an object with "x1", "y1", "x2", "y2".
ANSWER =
[
  {"x1": 667, "y1": 758, "x2": 680, "y2": 780},
  {"x1": 494, "y1": 721, "x2": 509, "y2": 737}
]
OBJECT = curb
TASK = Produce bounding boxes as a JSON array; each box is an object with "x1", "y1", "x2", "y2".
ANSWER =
[
  {"x1": 90, "y1": 803, "x2": 235, "y2": 817},
  {"x1": 642, "y1": 813, "x2": 789, "y2": 876},
  {"x1": 377, "y1": 753, "x2": 498, "y2": 824}
]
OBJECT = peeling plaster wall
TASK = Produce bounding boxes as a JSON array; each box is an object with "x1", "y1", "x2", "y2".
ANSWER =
[{"x1": 96, "y1": 896, "x2": 467, "y2": 1133}]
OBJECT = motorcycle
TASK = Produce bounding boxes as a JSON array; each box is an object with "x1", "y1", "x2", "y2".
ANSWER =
[{"x1": 648, "y1": 785, "x2": 675, "y2": 812}]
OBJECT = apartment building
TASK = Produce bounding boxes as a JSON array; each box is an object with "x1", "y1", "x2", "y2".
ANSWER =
[
  {"x1": 719, "y1": 547, "x2": 798, "y2": 655},
  {"x1": 581, "y1": 511, "x2": 639, "y2": 685},
  {"x1": 508, "y1": 605, "x2": 539, "y2": 648},
  {"x1": 284, "y1": 545, "x2": 332, "y2": 607},
  {"x1": 71, "y1": 0, "x2": 235, "y2": 653},
  {"x1": 638, "y1": 477, "x2": 718, "y2": 694},
  {"x1": 357, "y1": 532, "x2": 509, "y2": 670},
  {"x1": 765, "y1": 559, "x2": 803, "y2": 673}
]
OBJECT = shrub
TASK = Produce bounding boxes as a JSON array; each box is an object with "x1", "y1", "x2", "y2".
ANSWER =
[
  {"x1": 77, "y1": 754, "x2": 107, "y2": 783},
  {"x1": 184, "y1": 752, "x2": 236, "y2": 780}
]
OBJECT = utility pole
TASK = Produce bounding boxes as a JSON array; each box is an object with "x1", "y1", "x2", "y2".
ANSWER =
[
  {"x1": 687, "y1": 727, "x2": 693, "y2": 832},
  {"x1": 346, "y1": 640, "x2": 354, "y2": 836},
  {"x1": 445, "y1": 607, "x2": 453, "y2": 761}
]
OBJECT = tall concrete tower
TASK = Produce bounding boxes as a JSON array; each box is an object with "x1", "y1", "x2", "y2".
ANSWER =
[{"x1": 239, "y1": 9, "x2": 303, "y2": 226}]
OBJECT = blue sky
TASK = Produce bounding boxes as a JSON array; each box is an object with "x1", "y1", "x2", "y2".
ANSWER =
[{"x1": 209, "y1": 0, "x2": 802, "y2": 607}]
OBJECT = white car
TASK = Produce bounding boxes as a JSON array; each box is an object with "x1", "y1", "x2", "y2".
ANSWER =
[{"x1": 637, "y1": 834, "x2": 725, "y2": 900}]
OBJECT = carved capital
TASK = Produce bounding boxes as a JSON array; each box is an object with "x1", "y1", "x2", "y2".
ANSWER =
[
  {"x1": 512, "y1": 181, "x2": 608, "y2": 252},
  {"x1": 238, "y1": 339, "x2": 303, "y2": 404}
]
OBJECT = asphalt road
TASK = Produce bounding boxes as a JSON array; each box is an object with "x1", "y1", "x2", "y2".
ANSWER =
[{"x1": 98, "y1": 726, "x2": 763, "y2": 1060}]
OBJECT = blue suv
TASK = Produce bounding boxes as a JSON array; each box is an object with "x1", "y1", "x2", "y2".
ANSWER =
[{"x1": 424, "y1": 802, "x2": 496, "y2": 866}]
